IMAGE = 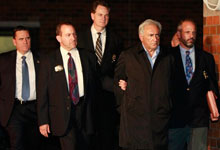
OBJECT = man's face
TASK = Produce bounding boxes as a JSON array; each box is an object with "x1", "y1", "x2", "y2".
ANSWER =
[
  {"x1": 139, "y1": 24, "x2": 160, "y2": 52},
  {"x1": 13, "y1": 30, "x2": 31, "y2": 55},
  {"x1": 178, "y1": 21, "x2": 196, "y2": 49},
  {"x1": 91, "y1": 5, "x2": 109, "y2": 30},
  {"x1": 56, "y1": 25, "x2": 77, "y2": 51}
]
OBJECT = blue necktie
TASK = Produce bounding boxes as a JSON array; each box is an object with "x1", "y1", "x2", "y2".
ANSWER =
[
  {"x1": 68, "y1": 53, "x2": 79, "y2": 105},
  {"x1": 22, "y1": 56, "x2": 30, "y2": 100},
  {"x1": 185, "y1": 51, "x2": 193, "y2": 84}
]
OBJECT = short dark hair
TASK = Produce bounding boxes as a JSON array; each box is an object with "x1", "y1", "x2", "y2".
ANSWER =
[
  {"x1": 13, "y1": 26, "x2": 30, "y2": 39},
  {"x1": 177, "y1": 18, "x2": 197, "y2": 31},
  {"x1": 56, "y1": 22, "x2": 73, "y2": 36},
  {"x1": 91, "y1": 0, "x2": 110, "y2": 13}
]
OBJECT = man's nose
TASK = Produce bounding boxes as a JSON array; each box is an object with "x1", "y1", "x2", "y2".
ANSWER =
[
  {"x1": 24, "y1": 39, "x2": 28, "y2": 43},
  {"x1": 70, "y1": 34, "x2": 76, "y2": 40},
  {"x1": 152, "y1": 35, "x2": 159, "y2": 41}
]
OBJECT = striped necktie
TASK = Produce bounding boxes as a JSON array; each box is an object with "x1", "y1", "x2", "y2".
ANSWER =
[{"x1": 95, "y1": 32, "x2": 102, "y2": 65}]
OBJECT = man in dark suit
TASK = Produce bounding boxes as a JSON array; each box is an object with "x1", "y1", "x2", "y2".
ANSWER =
[
  {"x1": 168, "y1": 19, "x2": 219, "y2": 150},
  {"x1": 0, "y1": 26, "x2": 41, "y2": 150},
  {"x1": 114, "y1": 19, "x2": 173, "y2": 150},
  {"x1": 77, "y1": 1, "x2": 123, "y2": 150},
  {"x1": 37, "y1": 22, "x2": 96, "y2": 150}
]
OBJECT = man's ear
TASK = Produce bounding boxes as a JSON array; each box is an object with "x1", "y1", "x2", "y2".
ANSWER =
[
  {"x1": 139, "y1": 34, "x2": 143, "y2": 42},
  {"x1": 91, "y1": 13, "x2": 94, "y2": 21},
  {"x1": 12, "y1": 38, "x2": 16, "y2": 46},
  {"x1": 56, "y1": 35, "x2": 61, "y2": 43},
  {"x1": 171, "y1": 32, "x2": 180, "y2": 47}
]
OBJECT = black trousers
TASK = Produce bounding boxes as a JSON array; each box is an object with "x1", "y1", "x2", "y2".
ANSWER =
[
  {"x1": 59, "y1": 97, "x2": 91, "y2": 150},
  {"x1": 6, "y1": 100, "x2": 42, "y2": 150},
  {"x1": 94, "y1": 91, "x2": 120, "y2": 150}
]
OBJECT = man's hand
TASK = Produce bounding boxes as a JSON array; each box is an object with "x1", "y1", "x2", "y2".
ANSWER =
[
  {"x1": 171, "y1": 32, "x2": 180, "y2": 47},
  {"x1": 119, "y1": 80, "x2": 127, "y2": 91},
  {"x1": 39, "y1": 124, "x2": 50, "y2": 138},
  {"x1": 210, "y1": 113, "x2": 219, "y2": 121}
]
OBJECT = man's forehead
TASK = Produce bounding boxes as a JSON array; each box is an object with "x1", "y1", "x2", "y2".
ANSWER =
[
  {"x1": 95, "y1": 5, "x2": 109, "y2": 13},
  {"x1": 182, "y1": 22, "x2": 196, "y2": 29},
  {"x1": 15, "y1": 30, "x2": 30, "y2": 37},
  {"x1": 61, "y1": 25, "x2": 74, "y2": 31},
  {"x1": 144, "y1": 25, "x2": 159, "y2": 32}
]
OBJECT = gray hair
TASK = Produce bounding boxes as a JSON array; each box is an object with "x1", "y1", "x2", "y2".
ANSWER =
[{"x1": 138, "y1": 19, "x2": 162, "y2": 35}]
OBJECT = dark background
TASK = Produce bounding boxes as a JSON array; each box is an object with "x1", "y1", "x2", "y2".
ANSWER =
[{"x1": 0, "y1": 0, "x2": 203, "y2": 52}]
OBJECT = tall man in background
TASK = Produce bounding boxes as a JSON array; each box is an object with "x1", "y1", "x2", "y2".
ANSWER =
[
  {"x1": 77, "y1": 1, "x2": 123, "y2": 150},
  {"x1": 0, "y1": 26, "x2": 41, "y2": 150}
]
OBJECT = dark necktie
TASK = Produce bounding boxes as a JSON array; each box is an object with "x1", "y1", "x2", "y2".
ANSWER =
[
  {"x1": 185, "y1": 51, "x2": 193, "y2": 83},
  {"x1": 95, "y1": 32, "x2": 102, "y2": 65},
  {"x1": 68, "y1": 53, "x2": 79, "y2": 105},
  {"x1": 21, "y1": 56, "x2": 30, "y2": 100}
]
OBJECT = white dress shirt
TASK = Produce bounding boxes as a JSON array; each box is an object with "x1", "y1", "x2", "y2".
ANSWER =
[
  {"x1": 15, "y1": 50, "x2": 36, "y2": 101},
  {"x1": 91, "y1": 24, "x2": 106, "y2": 55},
  {"x1": 60, "y1": 47, "x2": 84, "y2": 97}
]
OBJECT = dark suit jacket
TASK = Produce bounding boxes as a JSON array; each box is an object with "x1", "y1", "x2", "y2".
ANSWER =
[
  {"x1": 0, "y1": 50, "x2": 39, "y2": 127},
  {"x1": 37, "y1": 48, "x2": 96, "y2": 136},
  {"x1": 77, "y1": 27, "x2": 123, "y2": 93},
  {"x1": 169, "y1": 46, "x2": 219, "y2": 128},
  {"x1": 114, "y1": 43, "x2": 173, "y2": 149}
]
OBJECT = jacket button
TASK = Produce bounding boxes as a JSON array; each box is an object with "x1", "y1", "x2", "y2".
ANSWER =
[
  {"x1": 187, "y1": 88, "x2": 190, "y2": 91},
  {"x1": 67, "y1": 96, "x2": 70, "y2": 99},
  {"x1": 67, "y1": 106, "x2": 70, "y2": 110}
]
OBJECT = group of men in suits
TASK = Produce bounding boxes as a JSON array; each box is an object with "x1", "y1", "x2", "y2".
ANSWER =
[
  {"x1": 0, "y1": 1, "x2": 219, "y2": 150},
  {"x1": 0, "y1": 1, "x2": 123, "y2": 150},
  {"x1": 115, "y1": 19, "x2": 219, "y2": 150}
]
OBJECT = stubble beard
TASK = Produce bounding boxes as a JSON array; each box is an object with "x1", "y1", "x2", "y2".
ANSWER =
[{"x1": 180, "y1": 38, "x2": 195, "y2": 49}]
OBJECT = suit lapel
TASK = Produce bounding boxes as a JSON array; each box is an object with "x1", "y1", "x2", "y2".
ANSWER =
[
  {"x1": 189, "y1": 49, "x2": 201, "y2": 85},
  {"x1": 78, "y1": 49, "x2": 88, "y2": 96},
  {"x1": 101, "y1": 29, "x2": 110, "y2": 66},
  {"x1": 136, "y1": 44, "x2": 152, "y2": 75},
  {"x1": 33, "y1": 53, "x2": 40, "y2": 78},
  {"x1": 152, "y1": 49, "x2": 164, "y2": 74},
  {"x1": 87, "y1": 29, "x2": 95, "y2": 52},
  {"x1": 9, "y1": 51, "x2": 17, "y2": 96},
  {"x1": 175, "y1": 48, "x2": 189, "y2": 86},
  {"x1": 54, "y1": 49, "x2": 69, "y2": 93}
]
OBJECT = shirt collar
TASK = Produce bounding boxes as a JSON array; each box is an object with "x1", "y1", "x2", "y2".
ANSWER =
[
  {"x1": 60, "y1": 46, "x2": 77, "y2": 56},
  {"x1": 179, "y1": 45, "x2": 195, "y2": 55},
  {"x1": 91, "y1": 24, "x2": 106, "y2": 36},
  {"x1": 17, "y1": 50, "x2": 31, "y2": 60},
  {"x1": 142, "y1": 44, "x2": 160, "y2": 58}
]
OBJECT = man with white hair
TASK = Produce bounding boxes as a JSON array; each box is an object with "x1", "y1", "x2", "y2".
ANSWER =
[{"x1": 114, "y1": 19, "x2": 173, "y2": 150}]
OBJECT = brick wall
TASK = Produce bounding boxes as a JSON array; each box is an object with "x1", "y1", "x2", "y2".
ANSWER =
[
  {"x1": 0, "y1": 0, "x2": 202, "y2": 52},
  {"x1": 204, "y1": 15, "x2": 220, "y2": 150}
]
